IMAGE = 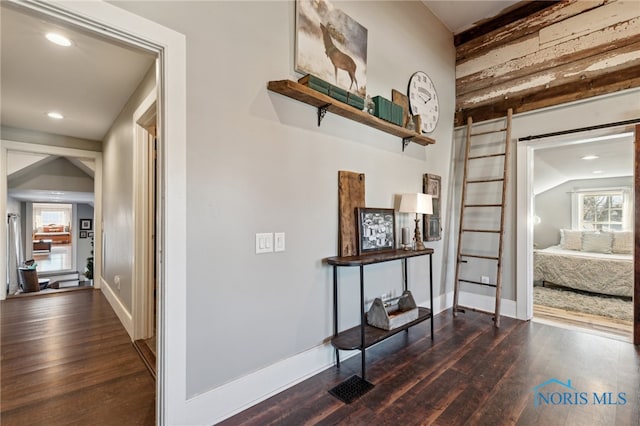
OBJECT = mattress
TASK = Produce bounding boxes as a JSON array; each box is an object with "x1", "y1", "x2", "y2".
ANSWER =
[{"x1": 534, "y1": 245, "x2": 632, "y2": 297}]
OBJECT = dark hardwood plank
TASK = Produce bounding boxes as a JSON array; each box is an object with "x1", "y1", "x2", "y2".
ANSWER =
[
  {"x1": 1, "y1": 290, "x2": 155, "y2": 425},
  {"x1": 221, "y1": 310, "x2": 640, "y2": 425}
]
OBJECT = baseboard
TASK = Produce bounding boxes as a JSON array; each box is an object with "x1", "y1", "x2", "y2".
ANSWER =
[
  {"x1": 185, "y1": 340, "x2": 340, "y2": 424},
  {"x1": 457, "y1": 291, "x2": 517, "y2": 318},
  {"x1": 100, "y1": 277, "x2": 133, "y2": 339},
  {"x1": 184, "y1": 291, "x2": 452, "y2": 424}
]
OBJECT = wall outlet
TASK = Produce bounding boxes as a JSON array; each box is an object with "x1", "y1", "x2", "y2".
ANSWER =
[{"x1": 481, "y1": 275, "x2": 490, "y2": 284}]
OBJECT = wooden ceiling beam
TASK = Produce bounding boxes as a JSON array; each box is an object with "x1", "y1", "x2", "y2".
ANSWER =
[{"x1": 454, "y1": 1, "x2": 560, "y2": 47}]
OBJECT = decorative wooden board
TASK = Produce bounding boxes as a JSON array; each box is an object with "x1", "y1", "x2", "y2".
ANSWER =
[
  {"x1": 338, "y1": 171, "x2": 365, "y2": 257},
  {"x1": 391, "y1": 89, "x2": 410, "y2": 128},
  {"x1": 423, "y1": 174, "x2": 442, "y2": 241}
]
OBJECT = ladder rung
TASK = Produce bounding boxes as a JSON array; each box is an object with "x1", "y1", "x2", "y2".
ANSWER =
[
  {"x1": 460, "y1": 253, "x2": 499, "y2": 260},
  {"x1": 469, "y1": 153, "x2": 506, "y2": 160},
  {"x1": 458, "y1": 279, "x2": 497, "y2": 288},
  {"x1": 467, "y1": 178, "x2": 504, "y2": 184},
  {"x1": 464, "y1": 204, "x2": 502, "y2": 208},
  {"x1": 462, "y1": 229, "x2": 501, "y2": 233},
  {"x1": 470, "y1": 128, "x2": 507, "y2": 137}
]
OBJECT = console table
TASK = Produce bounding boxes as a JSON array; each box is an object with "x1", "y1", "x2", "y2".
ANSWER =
[{"x1": 325, "y1": 248, "x2": 434, "y2": 401}]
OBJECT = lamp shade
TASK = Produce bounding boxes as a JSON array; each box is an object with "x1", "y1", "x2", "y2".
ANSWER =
[{"x1": 399, "y1": 193, "x2": 433, "y2": 215}]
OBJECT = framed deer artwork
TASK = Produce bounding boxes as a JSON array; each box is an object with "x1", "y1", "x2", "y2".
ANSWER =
[{"x1": 295, "y1": 0, "x2": 367, "y2": 98}]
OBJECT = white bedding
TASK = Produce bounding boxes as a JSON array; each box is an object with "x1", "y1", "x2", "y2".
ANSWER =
[{"x1": 534, "y1": 245, "x2": 632, "y2": 297}]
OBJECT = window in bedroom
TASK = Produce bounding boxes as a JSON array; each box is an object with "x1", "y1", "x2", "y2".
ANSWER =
[{"x1": 573, "y1": 189, "x2": 632, "y2": 231}]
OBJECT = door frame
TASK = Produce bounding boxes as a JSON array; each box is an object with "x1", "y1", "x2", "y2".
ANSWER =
[
  {"x1": 3, "y1": 0, "x2": 187, "y2": 423},
  {"x1": 516, "y1": 126, "x2": 639, "y2": 344},
  {"x1": 1, "y1": 141, "x2": 103, "y2": 296},
  {"x1": 133, "y1": 87, "x2": 157, "y2": 341}
]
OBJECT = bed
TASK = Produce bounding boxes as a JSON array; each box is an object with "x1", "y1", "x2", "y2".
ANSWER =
[
  {"x1": 534, "y1": 230, "x2": 633, "y2": 298},
  {"x1": 33, "y1": 225, "x2": 71, "y2": 245}
]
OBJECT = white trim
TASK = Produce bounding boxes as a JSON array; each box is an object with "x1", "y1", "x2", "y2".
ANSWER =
[
  {"x1": 4, "y1": 2, "x2": 187, "y2": 424},
  {"x1": 0, "y1": 140, "x2": 103, "y2": 299},
  {"x1": 457, "y1": 291, "x2": 518, "y2": 318},
  {"x1": 132, "y1": 87, "x2": 157, "y2": 341},
  {"x1": 100, "y1": 278, "x2": 134, "y2": 337},
  {"x1": 516, "y1": 141, "x2": 534, "y2": 321}
]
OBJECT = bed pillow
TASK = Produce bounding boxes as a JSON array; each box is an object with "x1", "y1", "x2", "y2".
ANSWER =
[
  {"x1": 581, "y1": 232, "x2": 613, "y2": 254},
  {"x1": 612, "y1": 231, "x2": 633, "y2": 254},
  {"x1": 560, "y1": 229, "x2": 582, "y2": 250}
]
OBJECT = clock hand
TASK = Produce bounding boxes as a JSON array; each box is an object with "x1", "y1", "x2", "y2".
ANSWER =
[{"x1": 419, "y1": 94, "x2": 431, "y2": 104}]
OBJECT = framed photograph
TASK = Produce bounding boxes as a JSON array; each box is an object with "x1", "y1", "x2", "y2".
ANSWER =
[
  {"x1": 88, "y1": 232, "x2": 94, "y2": 238},
  {"x1": 80, "y1": 219, "x2": 92, "y2": 230},
  {"x1": 295, "y1": 0, "x2": 367, "y2": 97},
  {"x1": 423, "y1": 174, "x2": 442, "y2": 241},
  {"x1": 80, "y1": 231, "x2": 88, "y2": 239},
  {"x1": 357, "y1": 207, "x2": 396, "y2": 255}
]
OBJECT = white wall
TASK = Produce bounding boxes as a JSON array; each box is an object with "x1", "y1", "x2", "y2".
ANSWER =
[
  {"x1": 8, "y1": 157, "x2": 94, "y2": 192},
  {"x1": 0, "y1": 126, "x2": 101, "y2": 151},
  {"x1": 452, "y1": 88, "x2": 640, "y2": 301},
  {"x1": 113, "y1": 0, "x2": 455, "y2": 400},
  {"x1": 101, "y1": 65, "x2": 155, "y2": 312},
  {"x1": 6, "y1": 196, "x2": 20, "y2": 215},
  {"x1": 534, "y1": 176, "x2": 633, "y2": 249}
]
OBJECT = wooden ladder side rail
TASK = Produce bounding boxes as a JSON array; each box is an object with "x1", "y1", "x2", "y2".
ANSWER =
[
  {"x1": 453, "y1": 116, "x2": 474, "y2": 317},
  {"x1": 493, "y1": 108, "x2": 513, "y2": 328}
]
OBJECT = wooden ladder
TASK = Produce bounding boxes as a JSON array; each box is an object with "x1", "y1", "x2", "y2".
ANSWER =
[{"x1": 453, "y1": 109, "x2": 512, "y2": 327}]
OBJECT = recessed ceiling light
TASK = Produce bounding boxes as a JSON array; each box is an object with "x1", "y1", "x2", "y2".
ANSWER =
[
  {"x1": 592, "y1": 170, "x2": 604, "y2": 174},
  {"x1": 47, "y1": 112, "x2": 64, "y2": 119},
  {"x1": 46, "y1": 32, "x2": 72, "y2": 47},
  {"x1": 581, "y1": 155, "x2": 599, "y2": 160}
]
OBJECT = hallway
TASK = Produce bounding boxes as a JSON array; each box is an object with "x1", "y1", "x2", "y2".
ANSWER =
[{"x1": 1, "y1": 290, "x2": 155, "y2": 425}]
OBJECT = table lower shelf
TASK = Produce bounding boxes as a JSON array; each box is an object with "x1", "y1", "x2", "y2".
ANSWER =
[{"x1": 331, "y1": 307, "x2": 432, "y2": 350}]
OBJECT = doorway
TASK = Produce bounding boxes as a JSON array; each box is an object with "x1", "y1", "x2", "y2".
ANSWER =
[
  {"x1": 517, "y1": 124, "x2": 637, "y2": 342},
  {"x1": 530, "y1": 130, "x2": 634, "y2": 340},
  {"x1": 0, "y1": 1, "x2": 187, "y2": 421}
]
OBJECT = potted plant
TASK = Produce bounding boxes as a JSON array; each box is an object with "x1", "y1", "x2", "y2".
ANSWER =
[{"x1": 85, "y1": 237, "x2": 94, "y2": 285}]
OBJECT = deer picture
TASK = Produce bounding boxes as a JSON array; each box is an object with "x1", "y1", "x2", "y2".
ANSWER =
[{"x1": 320, "y1": 23, "x2": 358, "y2": 92}]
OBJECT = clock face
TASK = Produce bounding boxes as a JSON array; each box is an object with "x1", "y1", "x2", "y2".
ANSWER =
[{"x1": 408, "y1": 71, "x2": 439, "y2": 133}]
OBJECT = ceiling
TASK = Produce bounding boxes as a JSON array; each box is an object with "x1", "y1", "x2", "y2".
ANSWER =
[
  {"x1": 1, "y1": 3, "x2": 155, "y2": 204},
  {"x1": 0, "y1": 4, "x2": 155, "y2": 142},
  {"x1": 422, "y1": 0, "x2": 521, "y2": 34},
  {"x1": 534, "y1": 132, "x2": 634, "y2": 195}
]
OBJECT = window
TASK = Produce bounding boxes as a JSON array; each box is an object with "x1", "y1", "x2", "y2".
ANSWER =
[
  {"x1": 574, "y1": 189, "x2": 632, "y2": 231},
  {"x1": 33, "y1": 203, "x2": 72, "y2": 230}
]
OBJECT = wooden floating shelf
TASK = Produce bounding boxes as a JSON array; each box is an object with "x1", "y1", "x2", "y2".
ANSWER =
[
  {"x1": 331, "y1": 307, "x2": 432, "y2": 351},
  {"x1": 267, "y1": 80, "x2": 436, "y2": 148}
]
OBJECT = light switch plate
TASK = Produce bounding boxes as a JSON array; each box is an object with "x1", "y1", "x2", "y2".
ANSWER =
[
  {"x1": 256, "y1": 233, "x2": 273, "y2": 254},
  {"x1": 275, "y1": 232, "x2": 285, "y2": 252}
]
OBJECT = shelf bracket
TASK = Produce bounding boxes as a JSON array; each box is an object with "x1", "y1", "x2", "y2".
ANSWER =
[
  {"x1": 317, "y1": 104, "x2": 330, "y2": 126},
  {"x1": 402, "y1": 137, "x2": 412, "y2": 152}
]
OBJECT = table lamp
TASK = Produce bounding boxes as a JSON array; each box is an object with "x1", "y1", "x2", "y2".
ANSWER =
[{"x1": 399, "y1": 193, "x2": 433, "y2": 251}]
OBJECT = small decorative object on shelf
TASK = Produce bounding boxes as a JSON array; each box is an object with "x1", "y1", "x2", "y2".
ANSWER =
[
  {"x1": 401, "y1": 226, "x2": 411, "y2": 250},
  {"x1": 363, "y1": 95, "x2": 375, "y2": 114},
  {"x1": 357, "y1": 207, "x2": 395, "y2": 255},
  {"x1": 406, "y1": 117, "x2": 415, "y2": 132},
  {"x1": 367, "y1": 291, "x2": 419, "y2": 330}
]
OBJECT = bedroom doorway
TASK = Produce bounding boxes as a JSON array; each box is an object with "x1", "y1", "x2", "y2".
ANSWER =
[{"x1": 525, "y1": 126, "x2": 635, "y2": 340}]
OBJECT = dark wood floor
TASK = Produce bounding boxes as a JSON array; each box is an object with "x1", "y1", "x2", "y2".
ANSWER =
[
  {"x1": 1, "y1": 289, "x2": 155, "y2": 425},
  {"x1": 221, "y1": 310, "x2": 640, "y2": 425}
]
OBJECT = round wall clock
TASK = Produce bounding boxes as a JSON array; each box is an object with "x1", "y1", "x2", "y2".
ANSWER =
[{"x1": 408, "y1": 71, "x2": 439, "y2": 133}]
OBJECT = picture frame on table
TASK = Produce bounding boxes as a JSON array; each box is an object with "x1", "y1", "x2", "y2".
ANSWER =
[
  {"x1": 356, "y1": 207, "x2": 396, "y2": 255},
  {"x1": 80, "y1": 219, "x2": 93, "y2": 230}
]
